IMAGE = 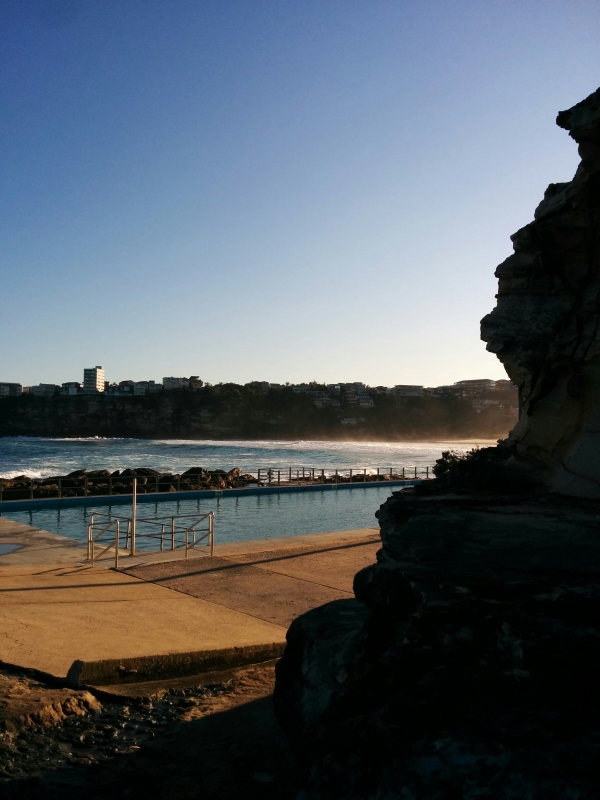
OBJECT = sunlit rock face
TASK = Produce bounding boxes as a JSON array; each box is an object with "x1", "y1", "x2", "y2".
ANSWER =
[{"x1": 481, "y1": 88, "x2": 600, "y2": 497}]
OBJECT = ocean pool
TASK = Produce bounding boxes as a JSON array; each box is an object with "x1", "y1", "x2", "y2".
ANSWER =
[{"x1": 0, "y1": 484, "x2": 397, "y2": 550}]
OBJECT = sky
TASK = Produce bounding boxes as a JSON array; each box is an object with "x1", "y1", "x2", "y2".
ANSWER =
[{"x1": 1, "y1": 1, "x2": 599, "y2": 389}]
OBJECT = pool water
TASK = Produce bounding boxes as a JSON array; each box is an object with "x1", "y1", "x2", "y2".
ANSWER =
[{"x1": 0, "y1": 485, "x2": 396, "y2": 550}]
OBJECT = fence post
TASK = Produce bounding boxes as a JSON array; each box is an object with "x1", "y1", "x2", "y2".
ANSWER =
[
  {"x1": 335, "y1": 469, "x2": 338, "y2": 484},
  {"x1": 57, "y1": 478, "x2": 61, "y2": 499},
  {"x1": 321, "y1": 468, "x2": 325, "y2": 484},
  {"x1": 30, "y1": 479, "x2": 34, "y2": 500},
  {"x1": 115, "y1": 521, "x2": 120, "y2": 570},
  {"x1": 278, "y1": 470, "x2": 281, "y2": 486},
  {"x1": 130, "y1": 478, "x2": 136, "y2": 556},
  {"x1": 108, "y1": 477, "x2": 112, "y2": 496},
  {"x1": 426, "y1": 466, "x2": 429, "y2": 479},
  {"x1": 87, "y1": 516, "x2": 93, "y2": 560},
  {"x1": 402, "y1": 467, "x2": 405, "y2": 479},
  {"x1": 349, "y1": 468, "x2": 353, "y2": 483},
  {"x1": 376, "y1": 468, "x2": 380, "y2": 482},
  {"x1": 171, "y1": 517, "x2": 175, "y2": 550},
  {"x1": 414, "y1": 466, "x2": 417, "y2": 478},
  {"x1": 257, "y1": 468, "x2": 261, "y2": 486}
]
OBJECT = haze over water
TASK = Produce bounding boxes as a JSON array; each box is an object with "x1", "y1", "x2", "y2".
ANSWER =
[{"x1": 0, "y1": 438, "x2": 480, "y2": 479}]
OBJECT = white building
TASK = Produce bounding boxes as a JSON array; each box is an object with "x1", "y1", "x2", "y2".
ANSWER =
[{"x1": 83, "y1": 366, "x2": 105, "y2": 393}]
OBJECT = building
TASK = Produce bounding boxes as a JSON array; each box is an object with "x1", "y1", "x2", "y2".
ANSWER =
[
  {"x1": 454, "y1": 379, "x2": 496, "y2": 393},
  {"x1": 133, "y1": 380, "x2": 161, "y2": 395},
  {"x1": 163, "y1": 377, "x2": 189, "y2": 390},
  {"x1": 495, "y1": 379, "x2": 514, "y2": 391},
  {"x1": 30, "y1": 384, "x2": 61, "y2": 397},
  {"x1": 61, "y1": 382, "x2": 81, "y2": 396},
  {"x1": 394, "y1": 385, "x2": 423, "y2": 406},
  {"x1": 83, "y1": 366, "x2": 105, "y2": 393},
  {"x1": 394, "y1": 385, "x2": 423, "y2": 397},
  {"x1": 247, "y1": 381, "x2": 270, "y2": 393},
  {"x1": 0, "y1": 382, "x2": 22, "y2": 398}
]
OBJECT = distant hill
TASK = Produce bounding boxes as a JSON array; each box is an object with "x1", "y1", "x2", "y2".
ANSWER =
[{"x1": 0, "y1": 384, "x2": 518, "y2": 440}]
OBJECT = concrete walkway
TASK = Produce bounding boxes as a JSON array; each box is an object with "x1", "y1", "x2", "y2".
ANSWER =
[
  {"x1": 0, "y1": 517, "x2": 379, "y2": 685},
  {"x1": 122, "y1": 531, "x2": 380, "y2": 627}
]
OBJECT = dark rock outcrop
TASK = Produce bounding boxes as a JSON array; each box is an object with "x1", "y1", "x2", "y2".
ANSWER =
[
  {"x1": 274, "y1": 88, "x2": 600, "y2": 798},
  {"x1": 481, "y1": 87, "x2": 600, "y2": 498}
]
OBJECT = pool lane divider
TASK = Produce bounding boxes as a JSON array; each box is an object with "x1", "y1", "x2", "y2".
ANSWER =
[{"x1": 0, "y1": 479, "x2": 421, "y2": 511}]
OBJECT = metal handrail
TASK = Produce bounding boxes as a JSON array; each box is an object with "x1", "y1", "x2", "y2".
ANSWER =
[
  {"x1": 87, "y1": 517, "x2": 121, "y2": 568},
  {"x1": 89, "y1": 511, "x2": 215, "y2": 559}
]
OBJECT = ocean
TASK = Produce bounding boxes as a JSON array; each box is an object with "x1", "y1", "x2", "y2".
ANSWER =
[{"x1": 0, "y1": 437, "x2": 479, "y2": 479}]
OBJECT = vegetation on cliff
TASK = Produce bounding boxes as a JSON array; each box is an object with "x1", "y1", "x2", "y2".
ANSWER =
[{"x1": 0, "y1": 384, "x2": 516, "y2": 440}]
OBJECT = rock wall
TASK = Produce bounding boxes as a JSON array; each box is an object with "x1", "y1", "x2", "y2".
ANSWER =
[
  {"x1": 481, "y1": 88, "x2": 600, "y2": 497},
  {"x1": 273, "y1": 88, "x2": 600, "y2": 799},
  {"x1": 274, "y1": 489, "x2": 600, "y2": 799}
]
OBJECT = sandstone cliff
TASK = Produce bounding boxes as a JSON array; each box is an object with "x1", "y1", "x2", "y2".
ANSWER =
[
  {"x1": 273, "y1": 88, "x2": 600, "y2": 799},
  {"x1": 481, "y1": 88, "x2": 600, "y2": 497}
]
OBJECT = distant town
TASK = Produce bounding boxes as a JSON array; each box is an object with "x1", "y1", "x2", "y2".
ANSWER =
[{"x1": 0, "y1": 366, "x2": 517, "y2": 418}]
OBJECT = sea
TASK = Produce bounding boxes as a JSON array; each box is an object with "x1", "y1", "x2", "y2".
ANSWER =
[
  {"x1": 0, "y1": 438, "x2": 483, "y2": 548},
  {"x1": 0, "y1": 437, "x2": 480, "y2": 479}
]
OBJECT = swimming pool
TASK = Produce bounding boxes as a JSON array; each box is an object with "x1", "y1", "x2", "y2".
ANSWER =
[{"x1": 0, "y1": 484, "x2": 396, "y2": 550}]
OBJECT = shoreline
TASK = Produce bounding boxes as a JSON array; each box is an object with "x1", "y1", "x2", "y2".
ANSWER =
[{"x1": 0, "y1": 435, "x2": 500, "y2": 444}]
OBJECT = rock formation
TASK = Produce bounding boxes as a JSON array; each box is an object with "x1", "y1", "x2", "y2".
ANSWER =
[
  {"x1": 274, "y1": 88, "x2": 600, "y2": 799},
  {"x1": 481, "y1": 87, "x2": 600, "y2": 497}
]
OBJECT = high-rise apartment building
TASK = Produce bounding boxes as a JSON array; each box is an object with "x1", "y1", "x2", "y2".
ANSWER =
[{"x1": 83, "y1": 366, "x2": 105, "y2": 393}]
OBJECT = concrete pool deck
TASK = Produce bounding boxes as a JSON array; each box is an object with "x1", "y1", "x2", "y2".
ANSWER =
[{"x1": 0, "y1": 517, "x2": 379, "y2": 686}]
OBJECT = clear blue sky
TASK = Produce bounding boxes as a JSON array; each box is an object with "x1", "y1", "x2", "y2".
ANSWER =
[{"x1": 1, "y1": 1, "x2": 598, "y2": 388}]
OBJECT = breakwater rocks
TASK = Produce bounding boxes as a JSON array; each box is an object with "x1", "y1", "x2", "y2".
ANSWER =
[
  {"x1": 0, "y1": 467, "x2": 250, "y2": 501},
  {"x1": 481, "y1": 87, "x2": 600, "y2": 497},
  {"x1": 0, "y1": 466, "x2": 402, "y2": 501}
]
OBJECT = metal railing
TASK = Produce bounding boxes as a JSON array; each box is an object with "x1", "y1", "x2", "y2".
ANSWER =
[
  {"x1": 254, "y1": 466, "x2": 431, "y2": 486},
  {"x1": 87, "y1": 510, "x2": 214, "y2": 567},
  {"x1": 87, "y1": 517, "x2": 122, "y2": 568},
  {"x1": 0, "y1": 466, "x2": 432, "y2": 502}
]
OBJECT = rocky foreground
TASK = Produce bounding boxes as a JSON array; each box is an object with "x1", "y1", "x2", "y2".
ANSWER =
[
  {"x1": 273, "y1": 88, "x2": 600, "y2": 798},
  {"x1": 0, "y1": 663, "x2": 299, "y2": 799},
  {"x1": 274, "y1": 476, "x2": 600, "y2": 798}
]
